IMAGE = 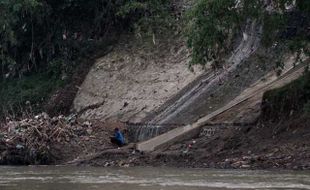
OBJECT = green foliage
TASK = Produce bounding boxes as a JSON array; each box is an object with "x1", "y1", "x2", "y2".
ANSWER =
[
  {"x1": 185, "y1": 0, "x2": 267, "y2": 66},
  {"x1": 0, "y1": 0, "x2": 40, "y2": 76},
  {"x1": 185, "y1": 0, "x2": 242, "y2": 66},
  {"x1": 0, "y1": 71, "x2": 65, "y2": 118},
  {"x1": 262, "y1": 13, "x2": 286, "y2": 47},
  {"x1": 117, "y1": 0, "x2": 171, "y2": 35},
  {"x1": 297, "y1": 0, "x2": 310, "y2": 12},
  {"x1": 117, "y1": 1, "x2": 148, "y2": 17},
  {"x1": 262, "y1": 70, "x2": 310, "y2": 122},
  {"x1": 0, "y1": 0, "x2": 170, "y2": 79},
  {"x1": 0, "y1": 0, "x2": 171, "y2": 117},
  {"x1": 185, "y1": 0, "x2": 309, "y2": 66}
]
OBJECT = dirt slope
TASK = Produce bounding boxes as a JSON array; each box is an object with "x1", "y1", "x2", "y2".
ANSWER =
[{"x1": 73, "y1": 35, "x2": 203, "y2": 123}]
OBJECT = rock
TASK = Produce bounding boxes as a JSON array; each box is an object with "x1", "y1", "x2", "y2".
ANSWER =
[
  {"x1": 82, "y1": 121, "x2": 92, "y2": 127},
  {"x1": 241, "y1": 164, "x2": 251, "y2": 169},
  {"x1": 242, "y1": 156, "x2": 251, "y2": 160},
  {"x1": 86, "y1": 129, "x2": 93, "y2": 135},
  {"x1": 302, "y1": 165, "x2": 310, "y2": 170},
  {"x1": 293, "y1": 166, "x2": 299, "y2": 170},
  {"x1": 266, "y1": 152, "x2": 274, "y2": 157},
  {"x1": 285, "y1": 163, "x2": 292, "y2": 168},
  {"x1": 231, "y1": 160, "x2": 249, "y2": 168},
  {"x1": 122, "y1": 164, "x2": 130, "y2": 168},
  {"x1": 273, "y1": 148, "x2": 279, "y2": 152},
  {"x1": 209, "y1": 162, "x2": 216, "y2": 168}
]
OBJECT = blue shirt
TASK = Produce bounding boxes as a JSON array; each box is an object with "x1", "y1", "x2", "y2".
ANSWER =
[{"x1": 115, "y1": 131, "x2": 125, "y2": 144}]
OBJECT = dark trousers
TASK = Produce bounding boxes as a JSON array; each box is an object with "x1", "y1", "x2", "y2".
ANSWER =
[{"x1": 110, "y1": 137, "x2": 123, "y2": 147}]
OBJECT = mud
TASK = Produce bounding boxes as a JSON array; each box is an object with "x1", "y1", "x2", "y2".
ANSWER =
[
  {"x1": 0, "y1": 110, "x2": 309, "y2": 171},
  {"x1": 76, "y1": 116, "x2": 310, "y2": 170}
]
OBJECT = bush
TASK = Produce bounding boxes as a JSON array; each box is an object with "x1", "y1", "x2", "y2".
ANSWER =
[
  {"x1": 185, "y1": 0, "x2": 309, "y2": 66},
  {"x1": 0, "y1": 71, "x2": 65, "y2": 118},
  {"x1": 304, "y1": 101, "x2": 310, "y2": 114},
  {"x1": 0, "y1": 0, "x2": 171, "y2": 79},
  {"x1": 0, "y1": 0, "x2": 171, "y2": 118},
  {"x1": 261, "y1": 70, "x2": 310, "y2": 122},
  {"x1": 185, "y1": 0, "x2": 243, "y2": 66}
]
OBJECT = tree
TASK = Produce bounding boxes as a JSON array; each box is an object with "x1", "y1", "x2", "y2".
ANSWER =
[
  {"x1": 0, "y1": 0, "x2": 171, "y2": 118},
  {"x1": 185, "y1": 0, "x2": 309, "y2": 67}
]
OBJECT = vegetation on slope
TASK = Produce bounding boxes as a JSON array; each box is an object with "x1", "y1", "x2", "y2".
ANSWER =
[
  {"x1": 0, "y1": 0, "x2": 170, "y2": 78},
  {"x1": 1, "y1": 0, "x2": 309, "y2": 118},
  {"x1": 261, "y1": 69, "x2": 310, "y2": 123},
  {"x1": 0, "y1": 0, "x2": 170, "y2": 118},
  {"x1": 186, "y1": 0, "x2": 309, "y2": 67}
]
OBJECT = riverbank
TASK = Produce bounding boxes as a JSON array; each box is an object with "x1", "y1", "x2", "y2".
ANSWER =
[
  {"x1": 0, "y1": 112, "x2": 309, "y2": 170},
  {"x1": 72, "y1": 116, "x2": 309, "y2": 170},
  {"x1": 0, "y1": 114, "x2": 124, "y2": 165},
  {"x1": 71, "y1": 65, "x2": 310, "y2": 170},
  {"x1": 2, "y1": 69, "x2": 310, "y2": 169}
]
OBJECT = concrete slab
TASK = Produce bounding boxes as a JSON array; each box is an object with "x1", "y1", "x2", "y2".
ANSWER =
[{"x1": 136, "y1": 64, "x2": 306, "y2": 152}]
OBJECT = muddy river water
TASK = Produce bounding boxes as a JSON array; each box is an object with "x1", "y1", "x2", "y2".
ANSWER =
[{"x1": 0, "y1": 166, "x2": 309, "y2": 190}]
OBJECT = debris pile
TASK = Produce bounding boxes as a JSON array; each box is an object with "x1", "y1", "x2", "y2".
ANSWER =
[{"x1": 0, "y1": 113, "x2": 94, "y2": 165}]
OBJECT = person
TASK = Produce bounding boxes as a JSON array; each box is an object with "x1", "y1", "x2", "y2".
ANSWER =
[{"x1": 110, "y1": 128, "x2": 125, "y2": 147}]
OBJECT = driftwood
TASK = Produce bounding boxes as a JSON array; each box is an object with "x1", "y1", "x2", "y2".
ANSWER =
[{"x1": 0, "y1": 113, "x2": 93, "y2": 164}]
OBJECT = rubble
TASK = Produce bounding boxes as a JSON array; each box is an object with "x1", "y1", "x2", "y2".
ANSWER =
[
  {"x1": 0, "y1": 113, "x2": 308, "y2": 170},
  {"x1": 0, "y1": 113, "x2": 94, "y2": 165}
]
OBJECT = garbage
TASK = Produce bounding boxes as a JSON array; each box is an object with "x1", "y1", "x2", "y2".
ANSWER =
[
  {"x1": 15, "y1": 144, "x2": 24, "y2": 149},
  {"x1": 0, "y1": 113, "x2": 94, "y2": 164},
  {"x1": 82, "y1": 121, "x2": 92, "y2": 127}
]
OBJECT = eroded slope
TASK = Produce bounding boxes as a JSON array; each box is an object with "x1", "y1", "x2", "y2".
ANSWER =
[{"x1": 73, "y1": 36, "x2": 203, "y2": 122}]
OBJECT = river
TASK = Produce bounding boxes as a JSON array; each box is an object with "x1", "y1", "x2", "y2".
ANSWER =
[{"x1": 0, "y1": 166, "x2": 309, "y2": 190}]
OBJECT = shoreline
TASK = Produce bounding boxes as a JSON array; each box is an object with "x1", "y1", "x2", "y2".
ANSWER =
[{"x1": 1, "y1": 115, "x2": 309, "y2": 170}]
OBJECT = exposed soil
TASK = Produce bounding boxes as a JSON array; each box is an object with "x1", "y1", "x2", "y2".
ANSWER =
[
  {"x1": 1, "y1": 53, "x2": 308, "y2": 170},
  {"x1": 152, "y1": 116, "x2": 310, "y2": 170},
  {"x1": 76, "y1": 69, "x2": 309, "y2": 170},
  {"x1": 75, "y1": 116, "x2": 310, "y2": 170},
  {"x1": 1, "y1": 0, "x2": 309, "y2": 173},
  {"x1": 73, "y1": 34, "x2": 203, "y2": 123},
  {"x1": 44, "y1": 45, "x2": 114, "y2": 117},
  {"x1": 1, "y1": 110, "x2": 309, "y2": 170}
]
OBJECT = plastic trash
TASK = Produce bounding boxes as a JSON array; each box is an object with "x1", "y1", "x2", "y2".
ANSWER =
[{"x1": 16, "y1": 144, "x2": 24, "y2": 149}]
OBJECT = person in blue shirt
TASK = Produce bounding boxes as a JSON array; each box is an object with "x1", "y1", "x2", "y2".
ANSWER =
[{"x1": 110, "y1": 128, "x2": 125, "y2": 147}]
